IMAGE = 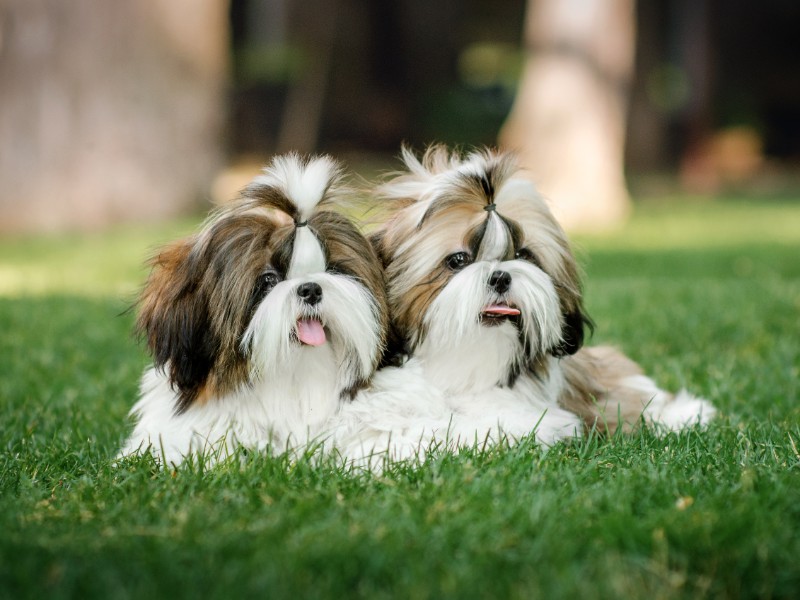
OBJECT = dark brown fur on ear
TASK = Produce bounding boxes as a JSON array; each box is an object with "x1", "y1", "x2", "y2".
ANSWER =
[
  {"x1": 136, "y1": 238, "x2": 219, "y2": 413},
  {"x1": 368, "y1": 228, "x2": 410, "y2": 366},
  {"x1": 368, "y1": 229, "x2": 391, "y2": 269},
  {"x1": 552, "y1": 309, "x2": 593, "y2": 357}
]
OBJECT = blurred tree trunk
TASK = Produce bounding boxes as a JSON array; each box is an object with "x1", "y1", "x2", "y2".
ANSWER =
[
  {"x1": 0, "y1": 0, "x2": 229, "y2": 233},
  {"x1": 499, "y1": 0, "x2": 635, "y2": 231},
  {"x1": 276, "y1": 0, "x2": 338, "y2": 154}
]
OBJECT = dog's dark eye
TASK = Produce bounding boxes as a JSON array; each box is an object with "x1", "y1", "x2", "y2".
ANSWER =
[
  {"x1": 249, "y1": 269, "x2": 283, "y2": 315},
  {"x1": 445, "y1": 252, "x2": 471, "y2": 271},
  {"x1": 256, "y1": 270, "x2": 282, "y2": 295},
  {"x1": 263, "y1": 271, "x2": 281, "y2": 287},
  {"x1": 515, "y1": 247, "x2": 540, "y2": 266}
]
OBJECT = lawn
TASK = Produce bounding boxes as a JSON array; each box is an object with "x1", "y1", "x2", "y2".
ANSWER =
[{"x1": 1, "y1": 198, "x2": 799, "y2": 599}]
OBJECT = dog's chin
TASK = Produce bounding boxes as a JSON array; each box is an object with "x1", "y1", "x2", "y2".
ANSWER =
[
  {"x1": 410, "y1": 262, "x2": 565, "y2": 394},
  {"x1": 416, "y1": 317, "x2": 523, "y2": 393}
]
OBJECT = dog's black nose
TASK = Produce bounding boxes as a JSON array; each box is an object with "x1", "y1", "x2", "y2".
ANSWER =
[
  {"x1": 297, "y1": 282, "x2": 323, "y2": 305},
  {"x1": 488, "y1": 270, "x2": 512, "y2": 295}
]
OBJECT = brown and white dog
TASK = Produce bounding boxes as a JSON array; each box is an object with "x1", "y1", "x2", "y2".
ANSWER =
[
  {"x1": 332, "y1": 146, "x2": 714, "y2": 465},
  {"x1": 119, "y1": 155, "x2": 388, "y2": 465}
]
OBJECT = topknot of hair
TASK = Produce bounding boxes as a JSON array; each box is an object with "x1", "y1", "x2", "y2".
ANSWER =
[{"x1": 246, "y1": 153, "x2": 343, "y2": 221}]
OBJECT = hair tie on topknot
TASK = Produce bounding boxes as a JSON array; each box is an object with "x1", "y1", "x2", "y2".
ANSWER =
[
  {"x1": 484, "y1": 203, "x2": 497, "y2": 213},
  {"x1": 295, "y1": 219, "x2": 308, "y2": 228}
]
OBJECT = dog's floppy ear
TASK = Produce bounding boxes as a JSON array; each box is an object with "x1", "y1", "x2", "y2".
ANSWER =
[
  {"x1": 136, "y1": 238, "x2": 219, "y2": 413},
  {"x1": 552, "y1": 309, "x2": 593, "y2": 357},
  {"x1": 546, "y1": 236, "x2": 592, "y2": 358},
  {"x1": 367, "y1": 228, "x2": 410, "y2": 366}
]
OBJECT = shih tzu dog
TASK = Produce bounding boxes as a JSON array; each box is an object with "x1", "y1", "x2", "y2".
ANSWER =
[
  {"x1": 331, "y1": 146, "x2": 715, "y2": 465},
  {"x1": 119, "y1": 154, "x2": 388, "y2": 466}
]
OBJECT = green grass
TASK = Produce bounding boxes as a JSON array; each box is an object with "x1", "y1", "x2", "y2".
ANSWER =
[
  {"x1": 2, "y1": 199, "x2": 799, "y2": 599},
  {"x1": 0, "y1": 218, "x2": 199, "y2": 297}
]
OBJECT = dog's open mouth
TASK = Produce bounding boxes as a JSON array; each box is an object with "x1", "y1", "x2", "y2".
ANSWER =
[
  {"x1": 480, "y1": 303, "x2": 520, "y2": 326},
  {"x1": 296, "y1": 317, "x2": 327, "y2": 346}
]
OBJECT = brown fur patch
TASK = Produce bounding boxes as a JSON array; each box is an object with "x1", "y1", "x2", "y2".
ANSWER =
[
  {"x1": 378, "y1": 203, "x2": 488, "y2": 351},
  {"x1": 136, "y1": 213, "x2": 289, "y2": 412},
  {"x1": 559, "y1": 346, "x2": 670, "y2": 433}
]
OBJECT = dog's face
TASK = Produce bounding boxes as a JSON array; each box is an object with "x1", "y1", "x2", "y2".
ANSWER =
[
  {"x1": 372, "y1": 147, "x2": 588, "y2": 390},
  {"x1": 137, "y1": 156, "x2": 388, "y2": 412}
]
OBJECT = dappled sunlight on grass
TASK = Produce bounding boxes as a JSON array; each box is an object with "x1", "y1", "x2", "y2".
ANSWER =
[
  {"x1": 0, "y1": 218, "x2": 200, "y2": 297},
  {"x1": 574, "y1": 198, "x2": 800, "y2": 251}
]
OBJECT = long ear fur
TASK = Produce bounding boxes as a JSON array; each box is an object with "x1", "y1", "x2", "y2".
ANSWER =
[
  {"x1": 367, "y1": 229, "x2": 407, "y2": 366},
  {"x1": 368, "y1": 230, "x2": 390, "y2": 269},
  {"x1": 552, "y1": 309, "x2": 593, "y2": 357},
  {"x1": 136, "y1": 238, "x2": 219, "y2": 413}
]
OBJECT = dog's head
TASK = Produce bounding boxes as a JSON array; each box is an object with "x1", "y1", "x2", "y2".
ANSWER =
[
  {"x1": 371, "y1": 145, "x2": 589, "y2": 390},
  {"x1": 137, "y1": 154, "x2": 388, "y2": 412}
]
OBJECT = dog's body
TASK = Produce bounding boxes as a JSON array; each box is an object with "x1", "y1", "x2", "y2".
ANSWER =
[
  {"x1": 119, "y1": 155, "x2": 388, "y2": 465},
  {"x1": 332, "y1": 354, "x2": 584, "y2": 466},
  {"x1": 331, "y1": 147, "x2": 714, "y2": 466}
]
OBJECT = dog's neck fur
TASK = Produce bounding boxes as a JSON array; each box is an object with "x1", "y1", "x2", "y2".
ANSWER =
[
  {"x1": 413, "y1": 322, "x2": 522, "y2": 395},
  {"x1": 182, "y1": 344, "x2": 344, "y2": 451}
]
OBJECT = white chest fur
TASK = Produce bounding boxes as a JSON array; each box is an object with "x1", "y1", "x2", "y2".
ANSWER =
[{"x1": 120, "y1": 344, "x2": 342, "y2": 466}]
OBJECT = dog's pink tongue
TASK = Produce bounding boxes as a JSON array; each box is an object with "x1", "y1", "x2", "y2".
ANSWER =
[
  {"x1": 482, "y1": 304, "x2": 521, "y2": 316},
  {"x1": 296, "y1": 318, "x2": 326, "y2": 346}
]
